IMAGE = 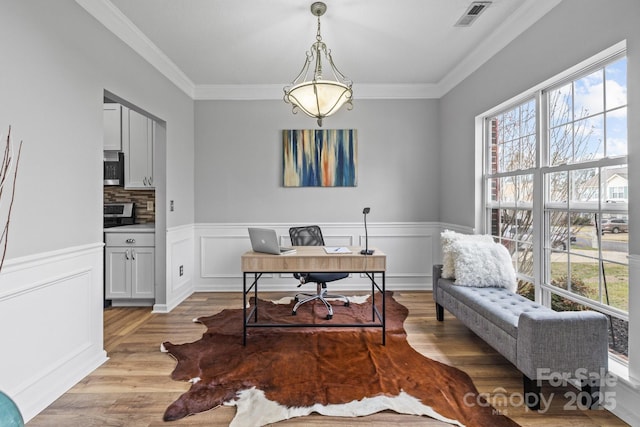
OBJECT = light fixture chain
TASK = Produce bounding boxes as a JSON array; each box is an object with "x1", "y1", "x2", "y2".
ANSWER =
[
  {"x1": 316, "y1": 15, "x2": 322, "y2": 42},
  {"x1": 314, "y1": 42, "x2": 323, "y2": 80},
  {"x1": 314, "y1": 13, "x2": 323, "y2": 79}
]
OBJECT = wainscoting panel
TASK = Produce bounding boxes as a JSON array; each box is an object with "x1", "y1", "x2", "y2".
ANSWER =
[
  {"x1": 156, "y1": 225, "x2": 195, "y2": 313},
  {"x1": 0, "y1": 243, "x2": 107, "y2": 422},
  {"x1": 194, "y1": 222, "x2": 440, "y2": 292},
  {"x1": 200, "y1": 234, "x2": 248, "y2": 278},
  {"x1": 364, "y1": 234, "x2": 432, "y2": 279}
]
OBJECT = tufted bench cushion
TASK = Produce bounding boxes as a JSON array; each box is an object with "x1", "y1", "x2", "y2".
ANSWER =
[
  {"x1": 439, "y1": 282, "x2": 546, "y2": 339},
  {"x1": 436, "y1": 277, "x2": 528, "y2": 365}
]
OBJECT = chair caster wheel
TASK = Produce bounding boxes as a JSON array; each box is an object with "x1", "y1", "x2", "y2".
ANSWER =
[
  {"x1": 326, "y1": 314, "x2": 333, "y2": 320},
  {"x1": 344, "y1": 301, "x2": 350, "y2": 307},
  {"x1": 294, "y1": 297, "x2": 299, "y2": 302},
  {"x1": 292, "y1": 310, "x2": 297, "y2": 316}
]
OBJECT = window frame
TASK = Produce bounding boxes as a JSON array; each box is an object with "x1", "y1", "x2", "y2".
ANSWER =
[{"x1": 480, "y1": 44, "x2": 629, "y2": 358}]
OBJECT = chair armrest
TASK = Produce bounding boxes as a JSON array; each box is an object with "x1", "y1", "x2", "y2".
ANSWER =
[{"x1": 517, "y1": 310, "x2": 609, "y2": 380}]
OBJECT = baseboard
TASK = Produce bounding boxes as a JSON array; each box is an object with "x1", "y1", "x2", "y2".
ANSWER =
[
  {"x1": 607, "y1": 379, "x2": 640, "y2": 425},
  {"x1": 154, "y1": 282, "x2": 193, "y2": 313},
  {"x1": 605, "y1": 355, "x2": 640, "y2": 425},
  {"x1": 19, "y1": 348, "x2": 108, "y2": 422}
]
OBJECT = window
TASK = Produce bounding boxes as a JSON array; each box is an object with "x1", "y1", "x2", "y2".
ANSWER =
[
  {"x1": 486, "y1": 100, "x2": 536, "y2": 283},
  {"x1": 483, "y1": 51, "x2": 628, "y2": 360},
  {"x1": 609, "y1": 186, "x2": 627, "y2": 200}
]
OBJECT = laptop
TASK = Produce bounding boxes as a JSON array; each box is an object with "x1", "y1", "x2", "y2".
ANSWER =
[{"x1": 248, "y1": 228, "x2": 296, "y2": 255}]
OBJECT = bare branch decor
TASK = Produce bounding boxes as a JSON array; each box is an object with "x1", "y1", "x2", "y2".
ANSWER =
[{"x1": 0, "y1": 126, "x2": 23, "y2": 272}]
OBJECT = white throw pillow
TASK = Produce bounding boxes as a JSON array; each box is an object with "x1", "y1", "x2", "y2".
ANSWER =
[
  {"x1": 450, "y1": 239, "x2": 517, "y2": 292},
  {"x1": 440, "y1": 230, "x2": 493, "y2": 279}
]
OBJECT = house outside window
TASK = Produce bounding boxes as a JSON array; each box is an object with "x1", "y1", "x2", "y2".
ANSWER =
[{"x1": 483, "y1": 51, "x2": 628, "y2": 361}]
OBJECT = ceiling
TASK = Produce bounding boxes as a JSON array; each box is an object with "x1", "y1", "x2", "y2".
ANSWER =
[{"x1": 77, "y1": 0, "x2": 562, "y2": 99}]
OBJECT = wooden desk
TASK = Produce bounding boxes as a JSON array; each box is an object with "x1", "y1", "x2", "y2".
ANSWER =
[{"x1": 241, "y1": 247, "x2": 387, "y2": 345}]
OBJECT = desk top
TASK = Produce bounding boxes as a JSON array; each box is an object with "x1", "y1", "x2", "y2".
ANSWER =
[{"x1": 241, "y1": 246, "x2": 386, "y2": 273}]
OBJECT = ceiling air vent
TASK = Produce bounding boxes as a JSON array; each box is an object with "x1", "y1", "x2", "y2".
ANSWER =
[{"x1": 455, "y1": 1, "x2": 492, "y2": 27}]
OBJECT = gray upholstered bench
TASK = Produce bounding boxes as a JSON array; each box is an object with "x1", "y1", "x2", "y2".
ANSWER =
[{"x1": 433, "y1": 264, "x2": 609, "y2": 410}]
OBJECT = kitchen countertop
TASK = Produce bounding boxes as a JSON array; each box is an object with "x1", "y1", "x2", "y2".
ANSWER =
[{"x1": 104, "y1": 223, "x2": 155, "y2": 233}]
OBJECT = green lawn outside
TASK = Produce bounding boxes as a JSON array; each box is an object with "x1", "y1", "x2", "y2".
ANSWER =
[{"x1": 550, "y1": 262, "x2": 628, "y2": 312}]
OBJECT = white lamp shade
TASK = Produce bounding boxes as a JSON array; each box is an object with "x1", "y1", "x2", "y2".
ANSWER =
[{"x1": 286, "y1": 79, "x2": 352, "y2": 118}]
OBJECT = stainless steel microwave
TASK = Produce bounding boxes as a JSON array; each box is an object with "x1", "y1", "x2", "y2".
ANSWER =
[{"x1": 104, "y1": 152, "x2": 124, "y2": 186}]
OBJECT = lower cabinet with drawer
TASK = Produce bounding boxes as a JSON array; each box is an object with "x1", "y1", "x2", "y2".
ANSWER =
[{"x1": 105, "y1": 231, "x2": 155, "y2": 305}]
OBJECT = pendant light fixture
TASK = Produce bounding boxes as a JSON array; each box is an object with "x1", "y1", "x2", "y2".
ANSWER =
[{"x1": 283, "y1": 2, "x2": 353, "y2": 127}]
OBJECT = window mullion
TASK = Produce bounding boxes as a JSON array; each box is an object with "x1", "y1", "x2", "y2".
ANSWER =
[{"x1": 534, "y1": 90, "x2": 547, "y2": 305}]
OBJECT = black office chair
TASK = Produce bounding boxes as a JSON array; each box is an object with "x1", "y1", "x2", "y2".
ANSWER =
[{"x1": 289, "y1": 225, "x2": 350, "y2": 319}]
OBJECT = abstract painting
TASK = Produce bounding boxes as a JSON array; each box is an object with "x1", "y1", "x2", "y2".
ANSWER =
[{"x1": 283, "y1": 129, "x2": 357, "y2": 187}]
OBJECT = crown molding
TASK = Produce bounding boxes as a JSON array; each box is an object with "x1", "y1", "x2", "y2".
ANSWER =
[
  {"x1": 75, "y1": 0, "x2": 196, "y2": 98},
  {"x1": 352, "y1": 83, "x2": 442, "y2": 100},
  {"x1": 193, "y1": 84, "x2": 284, "y2": 101},
  {"x1": 76, "y1": 0, "x2": 562, "y2": 101}
]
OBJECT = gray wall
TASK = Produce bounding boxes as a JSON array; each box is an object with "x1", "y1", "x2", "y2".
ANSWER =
[
  {"x1": 0, "y1": 0, "x2": 195, "y2": 259},
  {"x1": 439, "y1": 0, "x2": 640, "y2": 254},
  {"x1": 195, "y1": 99, "x2": 440, "y2": 224}
]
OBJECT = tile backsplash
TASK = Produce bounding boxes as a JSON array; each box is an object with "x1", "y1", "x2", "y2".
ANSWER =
[{"x1": 104, "y1": 187, "x2": 155, "y2": 223}]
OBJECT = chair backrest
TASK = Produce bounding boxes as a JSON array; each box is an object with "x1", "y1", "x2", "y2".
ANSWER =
[{"x1": 289, "y1": 225, "x2": 325, "y2": 246}]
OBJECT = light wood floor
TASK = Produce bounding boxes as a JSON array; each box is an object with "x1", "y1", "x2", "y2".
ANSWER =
[{"x1": 27, "y1": 292, "x2": 629, "y2": 426}]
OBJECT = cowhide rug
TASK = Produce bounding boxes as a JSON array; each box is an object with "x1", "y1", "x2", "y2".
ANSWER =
[{"x1": 161, "y1": 292, "x2": 519, "y2": 427}]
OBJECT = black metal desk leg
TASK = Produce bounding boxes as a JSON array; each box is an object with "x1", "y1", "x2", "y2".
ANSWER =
[
  {"x1": 382, "y1": 271, "x2": 386, "y2": 345},
  {"x1": 371, "y1": 272, "x2": 376, "y2": 321},
  {"x1": 367, "y1": 273, "x2": 376, "y2": 322},
  {"x1": 253, "y1": 273, "x2": 259, "y2": 322},
  {"x1": 243, "y1": 272, "x2": 247, "y2": 346}
]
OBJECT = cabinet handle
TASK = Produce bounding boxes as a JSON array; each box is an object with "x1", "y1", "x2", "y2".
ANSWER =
[
  {"x1": 148, "y1": 176, "x2": 153, "y2": 186},
  {"x1": 125, "y1": 249, "x2": 129, "y2": 260},
  {"x1": 143, "y1": 177, "x2": 148, "y2": 186},
  {"x1": 131, "y1": 249, "x2": 136, "y2": 260},
  {"x1": 126, "y1": 238, "x2": 136, "y2": 244}
]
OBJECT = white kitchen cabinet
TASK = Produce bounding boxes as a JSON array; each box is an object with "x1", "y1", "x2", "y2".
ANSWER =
[
  {"x1": 103, "y1": 103, "x2": 122, "y2": 151},
  {"x1": 105, "y1": 232, "x2": 155, "y2": 302},
  {"x1": 123, "y1": 106, "x2": 154, "y2": 189}
]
